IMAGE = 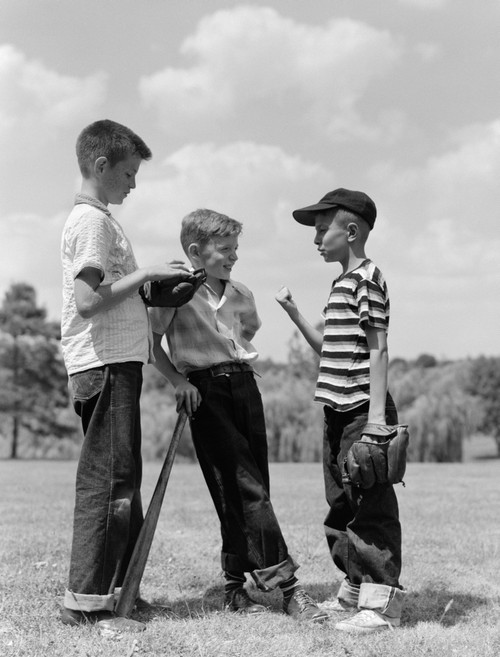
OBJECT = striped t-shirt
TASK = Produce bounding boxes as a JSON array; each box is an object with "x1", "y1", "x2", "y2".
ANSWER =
[{"x1": 315, "y1": 259, "x2": 390, "y2": 412}]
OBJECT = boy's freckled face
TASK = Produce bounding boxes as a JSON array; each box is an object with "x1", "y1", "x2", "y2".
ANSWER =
[
  {"x1": 197, "y1": 235, "x2": 239, "y2": 282},
  {"x1": 314, "y1": 212, "x2": 348, "y2": 263},
  {"x1": 101, "y1": 153, "x2": 142, "y2": 205}
]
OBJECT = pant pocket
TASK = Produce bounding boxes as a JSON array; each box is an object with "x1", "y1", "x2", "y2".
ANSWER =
[{"x1": 69, "y1": 368, "x2": 105, "y2": 402}]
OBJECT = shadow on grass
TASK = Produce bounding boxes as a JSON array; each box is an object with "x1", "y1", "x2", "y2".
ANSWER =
[
  {"x1": 401, "y1": 586, "x2": 488, "y2": 627},
  {"x1": 134, "y1": 581, "x2": 487, "y2": 629},
  {"x1": 138, "y1": 580, "x2": 343, "y2": 622}
]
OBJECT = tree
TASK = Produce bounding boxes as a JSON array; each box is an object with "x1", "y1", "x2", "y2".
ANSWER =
[
  {"x1": 389, "y1": 361, "x2": 482, "y2": 462},
  {"x1": 0, "y1": 283, "x2": 74, "y2": 458},
  {"x1": 466, "y1": 356, "x2": 500, "y2": 455}
]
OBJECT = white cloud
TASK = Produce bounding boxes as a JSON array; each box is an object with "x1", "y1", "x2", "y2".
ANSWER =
[
  {"x1": 369, "y1": 119, "x2": 500, "y2": 278},
  {"x1": 365, "y1": 118, "x2": 500, "y2": 359},
  {"x1": 139, "y1": 6, "x2": 402, "y2": 141},
  {"x1": 122, "y1": 140, "x2": 332, "y2": 255},
  {"x1": 0, "y1": 44, "x2": 107, "y2": 141},
  {"x1": 118, "y1": 140, "x2": 335, "y2": 357},
  {"x1": 396, "y1": 0, "x2": 448, "y2": 8}
]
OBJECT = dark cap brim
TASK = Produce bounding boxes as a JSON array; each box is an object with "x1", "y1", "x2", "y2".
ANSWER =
[{"x1": 292, "y1": 202, "x2": 338, "y2": 225}]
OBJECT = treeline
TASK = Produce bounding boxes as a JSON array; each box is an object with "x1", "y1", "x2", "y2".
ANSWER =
[{"x1": 1, "y1": 283, "x2": 499, "y2": 462}]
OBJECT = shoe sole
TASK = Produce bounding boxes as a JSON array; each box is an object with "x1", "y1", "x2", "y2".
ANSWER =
[{"x1": 335, "y1": 621, "x2": 391, "y2": 634}]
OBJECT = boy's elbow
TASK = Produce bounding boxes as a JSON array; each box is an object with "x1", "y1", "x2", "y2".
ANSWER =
[{"x1": 76, "y1": 302, "x2": 95, "y2": 319}]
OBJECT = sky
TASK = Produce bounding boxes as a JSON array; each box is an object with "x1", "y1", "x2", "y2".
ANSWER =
[{"x1": 1, "y1": 0, "x2": 499, "y2": 363}]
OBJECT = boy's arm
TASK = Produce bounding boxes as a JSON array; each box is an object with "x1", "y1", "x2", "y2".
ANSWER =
[
  {"x1": 365, "y1": 325, "x2": 389, "y2": 424},
  {"x1": 275, "y1": 286, "x2": 323, "y2": 355},
  {"x1": 74, "y1": 260, "x2": 190, "y2": 319},
  {"x1": 152, "y1": 331, "x2": 202, "y2": 417}
]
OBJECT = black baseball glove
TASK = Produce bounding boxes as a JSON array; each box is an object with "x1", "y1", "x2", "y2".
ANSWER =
[
  {"x1": 139, "y1": 268, "x2": 206, "y2": 308},
  {"x1": 343, "y1": 423, "x2": 410, "y2": 489}
]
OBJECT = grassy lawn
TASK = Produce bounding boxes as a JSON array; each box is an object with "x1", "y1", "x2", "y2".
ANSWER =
[{"x1": 1, "y1": 453, "x2": 500, "y2": 656}]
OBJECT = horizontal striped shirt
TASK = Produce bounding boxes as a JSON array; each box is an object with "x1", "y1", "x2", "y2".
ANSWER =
[{"x1": 315, "y1": 259, "x2": 389, "y2": 412}]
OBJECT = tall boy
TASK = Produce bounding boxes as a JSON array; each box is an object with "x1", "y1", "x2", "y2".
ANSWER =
[
  {"x1": 149, "y1": 208, "x2": 327, "y2": 622},
  {"x1": 60, "y1": 119, "x2": 190, "y2": 631},
  {"x1": 276, "y1": 189, "x2": 406, "y2": 633}
]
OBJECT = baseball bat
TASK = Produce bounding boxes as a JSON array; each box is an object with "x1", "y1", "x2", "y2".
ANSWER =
[{"x1": 115, "y1": 407, "x2": 188, "y2": 617}]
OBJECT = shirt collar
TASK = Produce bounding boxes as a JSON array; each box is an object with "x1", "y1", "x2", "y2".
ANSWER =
[{"x1": 74, "y1": 193, "x2": 111, "y2": 217}]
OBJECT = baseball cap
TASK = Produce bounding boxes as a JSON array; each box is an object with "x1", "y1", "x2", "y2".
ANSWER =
[{"x1": 292, "y1": 188, "x2": 377, "y2": 229}]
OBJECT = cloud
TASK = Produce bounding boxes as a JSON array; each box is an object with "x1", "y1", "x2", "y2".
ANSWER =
[
  {"x1": 396, "y1": 0, "x2": 448, "y2": 8},
  {"x1": 370, "y1": 119, "x2": 500, "y2": 275},
  {"x1": 0, "y1": 44, "x2": 107, "y2": 141},
  {"x1": 122, "y1": 140, "x2": 332, "y2": 254},
  {"x1": 139, "y1": 6, "x2": 402, "y2": 141},
  {"x1": 364, "y1": 117, "x2": 500, "y2": 359}
]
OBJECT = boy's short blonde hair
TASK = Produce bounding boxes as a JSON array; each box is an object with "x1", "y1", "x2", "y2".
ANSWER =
[{"x1": 180, "y1": 209, "x2": 242, "y2": 255}]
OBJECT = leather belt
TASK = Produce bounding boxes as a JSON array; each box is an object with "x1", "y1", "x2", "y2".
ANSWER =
[{"x1": 188, "y1": 361, "x2": 253, "y2": 379}]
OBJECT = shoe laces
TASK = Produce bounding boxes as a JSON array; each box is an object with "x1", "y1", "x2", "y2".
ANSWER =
[
  {"x1": 350, "y1": 609, "x2": 385, "y2": 625},
  {"x1": 292, "y1": 589, "x2": 315, "y2": 610}
]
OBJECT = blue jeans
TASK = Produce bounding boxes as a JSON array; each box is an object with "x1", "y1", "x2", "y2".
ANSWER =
[
  {"x1": 322, "y1": 394, "x2": 402, "y2": 588},
  {"x1": 188, "y1": 368, "x2": 298, "y2": 591},
  {"x1": 64, "y1": 362, "x2": 144, "y2": 612}
]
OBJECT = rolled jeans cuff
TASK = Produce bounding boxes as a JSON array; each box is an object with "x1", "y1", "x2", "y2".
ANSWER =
[
  {"x1": 250, "y1": 555, "x2": 300, "y2": 592},
  {"x1": 64, "y1": 589, "x2": 115, "y2": 612}
]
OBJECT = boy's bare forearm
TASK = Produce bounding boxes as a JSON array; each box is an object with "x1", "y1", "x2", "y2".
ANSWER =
[
  {"x1": 152, "y1": 333, "x2": 201, "y2": 416},
  {"x1": 75, "y1": 261, "x2": 189, "y2": 318},
  {"x1": 152, "y1": 338, "x2": 185, "y2": 388},
  {"x1": 366, "y1": 327, "x2": 389, "y2": 424},
  {"x1": 289, "y1": 311, "x2": 323, "y2": 355},
  {"x1": 275, "y1": 286, "x2": 323, "y2": 355},
  {"x1": 75, "y1": 268, "x2": 149, "y2": 318}
]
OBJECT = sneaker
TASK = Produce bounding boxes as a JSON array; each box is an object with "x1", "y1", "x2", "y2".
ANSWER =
[
  {"x1": 283, "y1": 589, "x2": 329, "y2": 623},
  {"x1": 225, "y1": 587, "x2": 267, "y2": 614},
  {"x1": 317, "y1": 598, "x2": 356, "y2": 613},
  {"x1": 335, "y1": 609, "x2": 398, "y2": 634},
  {"x1": 60, "y1": 607, "x2": 145, "y2": 632}
]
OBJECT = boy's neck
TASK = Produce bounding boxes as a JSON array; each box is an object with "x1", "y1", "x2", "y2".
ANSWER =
[
  {"x1": 340, "y1": 248, "x2": 367, "y2": 274},
  {"x1": 80, "y1": 179, "x2": 108, "y2": 206},
  {"x1": 206, "y1": 276, "x2": 226, "y2": 299}
]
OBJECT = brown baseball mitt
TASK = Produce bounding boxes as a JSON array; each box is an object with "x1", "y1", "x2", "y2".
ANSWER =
[
  {"x1": 139, "y1": 268, "x2": 206, "y2": 308},
  {"x1": 343, "y1": 423, "x2": 410, "y2": 488}
]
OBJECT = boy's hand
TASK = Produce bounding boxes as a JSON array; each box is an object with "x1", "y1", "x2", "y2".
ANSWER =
[
  {"x1": 275, "y1": 286, "x2": 297, "y2": 315},
  {"x1": 147, "y1": 260, "x2": 191, "y2": 282},
  {"x1": 174, "y1": 380, "x2": 202, "y2": 418}
]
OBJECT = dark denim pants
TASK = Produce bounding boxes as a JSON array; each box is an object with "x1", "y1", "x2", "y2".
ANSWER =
[
  {"x1": 188, "y1": 369, "x2": 298, "y2": 591},
  {"x1": 64, "y1": 362, "x2": 144, "y2": 612},
  {"x1": 323, "y1": 394, "x2": 402, "y2": 588}
]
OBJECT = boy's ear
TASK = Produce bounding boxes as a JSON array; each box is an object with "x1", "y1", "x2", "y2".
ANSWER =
[
  {"x1": 346, "y1": 222, "x2": 358, "y2": 241},
  {"x1": 94, "y1": 156, "x2": 108, "y2": 176},
  {"x1": 187, "y1": 243, "x2": 201, "y2": 260}
]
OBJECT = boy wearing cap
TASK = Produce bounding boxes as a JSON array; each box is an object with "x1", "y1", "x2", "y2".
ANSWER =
[{"x1": 276, "y1": 189, "x2": 406, "y2": 634}]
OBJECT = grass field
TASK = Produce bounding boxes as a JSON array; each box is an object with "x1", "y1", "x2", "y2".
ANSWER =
[{"x1": 1, "y1": 444, "x2": 500, "y2": 656}]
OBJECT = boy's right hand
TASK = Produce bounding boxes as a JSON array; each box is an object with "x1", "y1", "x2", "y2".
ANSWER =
[
  {"x1": 174, "y1": 380, "x2": 202, "y2": 418},
  {"x1": 275, "y1": 286, "x2": 297, "y2": 315},
  {"x1": 147, "y1": 260, "x2": 191, "y2": 282}
]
